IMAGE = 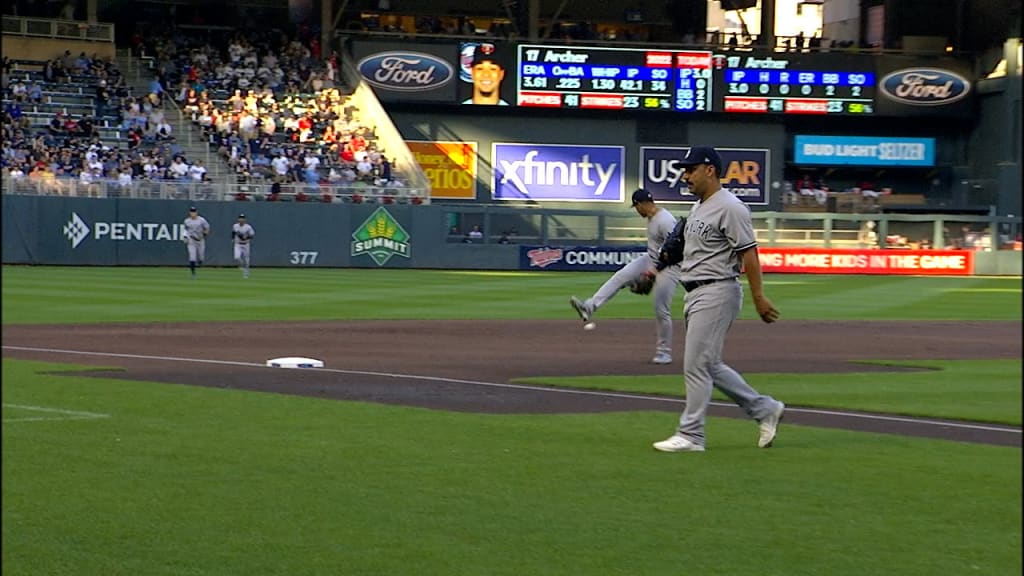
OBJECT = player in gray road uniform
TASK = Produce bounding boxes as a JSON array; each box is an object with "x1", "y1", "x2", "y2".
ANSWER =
[
  {"x1": 231, "y1": 213, "x2": 255, "y2": 278},
  {"x1": 649, "y1": 146, "x2": 784, "y2": 452},
  {"x1": 183, "y1": 206, "x2": 210, "y2": 277},
  {"x1": 570, "y1": 189, "x2": 683, "y2": 364}
]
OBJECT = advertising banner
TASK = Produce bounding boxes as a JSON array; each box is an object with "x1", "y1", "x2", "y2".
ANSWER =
[
  {"x1": 407, "y1": 140, "x2": 478, "y2": 199},
  {"x1": 758, "y1": 248, "x2": 974, "y2": 275},
  {"x1": 640, "y1": 146, "x2": 770, "y2": 204},
  {"x1": 351, "y1": 41, "x2": 458, "y2": 102},
  {"x1": 492, "y1": 143, "x2": 625, "y2": 202},
  {"x1": 872, "y1": 57, "x2": 974, "y2": 117},
  {"x1": 519, "y1": 245, "x2": 647, "y2": 271},
  {"x1": 794, "y1": 135, "x2": 935, "y2": 167}
]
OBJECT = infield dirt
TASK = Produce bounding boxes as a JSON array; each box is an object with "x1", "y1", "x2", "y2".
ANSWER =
[{"x1": 3, "y1": 319, "x2": 1021, "y2": 446}]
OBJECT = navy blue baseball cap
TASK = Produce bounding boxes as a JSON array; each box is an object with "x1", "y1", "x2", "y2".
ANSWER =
[
  {"x1": 238, "y1": 213, "x2": 246, "y2": 219},
  {"x1": 679, "y1": 146, "x2": 723, "y2": 175},
  {"x1": 631, "y1": 188, "x2": 654, "y2": 206},
  {"x1": 188, "y1": 206, "x2": 197, "y2": 212},
  {"x1": 471, "y1": 43, "x2": 499, "y2": 66}
]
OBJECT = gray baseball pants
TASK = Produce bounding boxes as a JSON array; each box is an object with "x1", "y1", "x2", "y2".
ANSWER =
[
  {"x1": 584, "y1": 256, "x2": 681, "y2": 356},
  {"x1": 676, "y1": 280, "x2": 781, "y2": 445},
  {"x1": 187, "y1": 238, "x2": 206, "y2": 263}
]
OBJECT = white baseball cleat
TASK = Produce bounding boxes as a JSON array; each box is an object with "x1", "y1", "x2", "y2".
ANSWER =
[
  {"x1": 569, "y1": 296, "x2": 591, "y2": 323},
  {"x1": 758, "y1": 401, "x2": 785, "y2": 448},
  {"x1": 651, "y1": 353, "x2": 672, "y2": 365},
  {"x1": 653, "y1": 434, "x2": 705, "y2": 452}
]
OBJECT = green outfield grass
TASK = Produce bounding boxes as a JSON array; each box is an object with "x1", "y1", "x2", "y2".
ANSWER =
[
  {"x1": 516, "y1": 359, "x2": 1023, "y2": 425},
  {"x1": 2, "y1": 267, "x2": 1021, "y2": 575},
  {"x1": 2, "y1": 360, "x2": 1020, "y2": 576},
  {"x1": 1, "y1": 266, "x2": 1021, "y2": 324}
]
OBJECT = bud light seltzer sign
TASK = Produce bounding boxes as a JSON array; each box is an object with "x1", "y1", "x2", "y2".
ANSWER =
[
  {"x1": 640, "y1": 147, "x2": 769, "y2": 205},
  {"x1": 351, "y1": 41, "x2": 457, "y2": 102},
  {"x1": 492, "y1": 143, "x2": 624, "y2": 202}
]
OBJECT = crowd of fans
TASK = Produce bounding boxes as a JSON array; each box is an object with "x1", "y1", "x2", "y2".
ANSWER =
[
  {"x1": 2, "y1": 23, "x2": 408, "y2": 198},
  {"x1": 143, "y1": 25, "x2": 404, "y2": 192},
  {"x1": 2, "y1": 51, "x2": 213, "y2": 195}
]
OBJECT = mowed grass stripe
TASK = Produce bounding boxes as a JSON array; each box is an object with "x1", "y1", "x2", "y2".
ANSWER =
[
  {"x1": 2, "y1": 267, "x2": 1021, "y2": 324},
  {"x1": 2, "y1": 359, "x2": 1021, "y2": 576}
]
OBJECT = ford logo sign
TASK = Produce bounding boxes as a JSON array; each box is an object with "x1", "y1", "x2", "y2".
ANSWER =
[
  {"x1": 356, "y1": 52, "x2": 454, "y2": 92},
  {"x1": 879, "y1": 68, "x2": 971, "y2": 106}
]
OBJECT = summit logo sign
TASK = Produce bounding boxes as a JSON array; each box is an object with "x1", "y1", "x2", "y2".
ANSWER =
[
  {"x1": 351, "y1": 208, "x2": 411, "y2": 266},
  {"x1": 62, "y1": 212, "x2": 186, "y2": 248},
  {"x1": 492, "y1": 143, "x2": 624, "y2": 202}
]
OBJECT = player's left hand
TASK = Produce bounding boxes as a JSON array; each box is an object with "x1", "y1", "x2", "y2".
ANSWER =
[{"x1": 753, "y1": 295, "x2": 779, "y2": 324}]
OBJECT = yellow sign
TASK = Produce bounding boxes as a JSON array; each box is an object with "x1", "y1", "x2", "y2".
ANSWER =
[{"x1": 407, "y1": 141, "x2": 478, "y2": 199}]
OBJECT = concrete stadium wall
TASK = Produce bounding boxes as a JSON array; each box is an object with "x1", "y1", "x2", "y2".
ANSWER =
[{"x1": 1, "y1": 36, "x2": 115, "y2": 62}]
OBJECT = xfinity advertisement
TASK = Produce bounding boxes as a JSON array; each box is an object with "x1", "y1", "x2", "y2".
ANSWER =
[{"x1": 492, "y1": 143, "x2": 625, "y2": 202}]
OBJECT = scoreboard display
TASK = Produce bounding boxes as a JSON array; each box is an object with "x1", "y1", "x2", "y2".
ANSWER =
[
  {"x1": 515, "y1": 44, "x2": 878, "y2": 115},
  {"x1": 516, "y1": 44, "x2": 714, "y2": 112},
  {"x1": 351, "y1": 38, "x2": 972, "y2": 118},
  {"x1": 712, "y1": 52, "x2": 876, "y2": 115}
]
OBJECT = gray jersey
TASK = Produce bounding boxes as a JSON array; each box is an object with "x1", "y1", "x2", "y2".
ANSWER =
[
  {"x1": 232, "y1": 223, "x2": 255, "y2": 244},
  {"x1": 183, "y1": 215, "x2": 210, "y2": 241},
  {"x1": 647, "y1": 207, "x2": 678, "y2": 260},
  {"x1": 681, "y1": 190, "x2": 757, "y2": 281}
]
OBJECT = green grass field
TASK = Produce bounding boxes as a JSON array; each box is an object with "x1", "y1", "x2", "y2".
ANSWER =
[{"x1": 2, "y1": 267, "x2": 1022, "y2": 575}]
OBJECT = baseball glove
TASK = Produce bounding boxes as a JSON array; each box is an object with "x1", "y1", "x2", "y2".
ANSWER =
[
  {"x1": 630, "y1": 274, "x2": 655, "y2": 295},
  {"x1": 658, "y1": 217, "x2": 687, "y2": 267}
]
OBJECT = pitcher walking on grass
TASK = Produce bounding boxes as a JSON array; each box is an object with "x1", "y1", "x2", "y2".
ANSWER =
[{"x1": 647, "y1": 146, "x2": 785, "y2": 452}]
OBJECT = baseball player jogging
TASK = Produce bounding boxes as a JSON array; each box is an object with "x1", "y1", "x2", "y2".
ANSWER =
[
  {"x1": 231, "y1": 213, "x2": 255, "y2": 278},
  {"x1": 647, "y1": 146, "x2": 785, "y2": 452},
  {"x1": 183, "y1": 205, "x2": 210, "y2": 278},
  {"x1": 569, "y1": 188, "x2": 683, "y2": 364}
]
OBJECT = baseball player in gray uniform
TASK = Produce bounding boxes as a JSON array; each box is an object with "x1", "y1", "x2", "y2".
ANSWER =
[
  {"x1": 570, "y1": 189, "x2": 683, "y2": 364},
  {"x1": 648, "y1": 146, "x2": 785, "y2": 452},
  {"x1": 182, "y1": 206, "x2": 210, "y2": 277},
  {"x1": 231, "y1": 213, "x2": 255, "y2": 278}
]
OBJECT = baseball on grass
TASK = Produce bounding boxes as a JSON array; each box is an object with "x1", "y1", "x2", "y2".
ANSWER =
[{"x1": 583, "y1": 322, "x2": 596, "y2": 331}]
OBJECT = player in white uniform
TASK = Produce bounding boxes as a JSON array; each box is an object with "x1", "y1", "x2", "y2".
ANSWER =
[
  {"x1": 231, "y1": 213, "x2": 255, "y2": 278},
  {"x1": 648, "y1": 146, "x2": 785, "y2": 452},
  {"x1": 182, "y1": 206, "x2": 210, "y2": 277},
  {"x1": 570, "y1": 189, "x2": 683, "y2": 364}
]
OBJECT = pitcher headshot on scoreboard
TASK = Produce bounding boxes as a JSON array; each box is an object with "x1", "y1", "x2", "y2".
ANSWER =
[{"x1": 460, "y1": 42, "x2": 510, "y2": 106}]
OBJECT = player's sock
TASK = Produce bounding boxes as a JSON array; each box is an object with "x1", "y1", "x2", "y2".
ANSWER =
[{"x1": 189, "y1": 261, "x2": 196, "y2": 276}]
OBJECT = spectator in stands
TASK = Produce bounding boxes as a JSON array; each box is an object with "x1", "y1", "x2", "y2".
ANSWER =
[
  {"x1": 796, "y1": 174, "x2": 827, "y2": 206},
  {"x1": 167, "y1": 155, "x2": 189, "y2": 179},
  {"x1": 377, "y1": 156, "x2": 392, "y2": 184},
  {"x1": 117, "y1": 165, "x2": 133, "y2": 190},
  {"x1": 27, "y1": 81, "x2": 43, "y2": 104},
  {"x1": 271, "y1": 153, "x2": 290, "y2": 183},
  {"x1": 154, "y1": 118, "x2": 173, "y2": 141},
  {"x1": 355, "y1": 155, "x2": 373, "y2": 181},
  {"x1": 9, "y1": 80, "x2": 27, "y2": 102},
  {"x1": 60, "y1": 50, "x2": 75, "y2": 77},
  {"x1": 148, "y1": 75, "x2": 164, "y2": 106},
  {"x1": 189, "y1": 159, "x2": 207, "y2": 182}
]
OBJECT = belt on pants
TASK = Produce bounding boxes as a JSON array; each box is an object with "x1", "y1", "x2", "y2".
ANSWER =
[{"x1": 682, "y1": 278, "x2": 735, "y2": 292}]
